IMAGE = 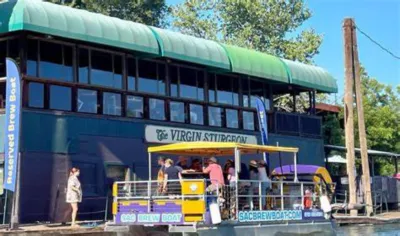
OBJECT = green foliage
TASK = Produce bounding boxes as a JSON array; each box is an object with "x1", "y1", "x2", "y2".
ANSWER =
[
  {"x1": 46, "y1": 0, "x2": 170, "y2": 27},
  {"x1": 323, "y1": 114, "x2": 344, "y2": 146},
  {"x1": 172, "y1": 0, "x2": 322, "y2": 63}
]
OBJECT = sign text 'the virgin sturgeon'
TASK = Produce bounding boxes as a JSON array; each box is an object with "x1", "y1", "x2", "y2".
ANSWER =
[{"x1": 145, "y1": 125, "x2": 257, "y2": 144}]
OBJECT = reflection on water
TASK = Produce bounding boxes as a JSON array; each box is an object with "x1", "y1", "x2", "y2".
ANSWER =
[{"x1": 337, "y1": 223, "x2": 400, "y2": 236}]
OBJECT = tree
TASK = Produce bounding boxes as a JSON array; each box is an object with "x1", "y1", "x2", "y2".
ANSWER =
[
  {"x1": 351, "y1": 68, "x2": 400, "y2": 176},
  {"x1": 47, "y1": 0, "x2": 170, "y2": 27},
  {"x1": 172, "y1": 0, "x2": 322, "y2": 63}
]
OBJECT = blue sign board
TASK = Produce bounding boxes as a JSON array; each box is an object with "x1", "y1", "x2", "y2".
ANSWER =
[
  {"x1": 238, "y1": 210, "x2": 303, "y2": 222},
  {"x1": 4, "y1": 58, "x2": 21, "y2": 192},
  {"x1": 302, "y1": 209, "x2": 325, "y2": 220},
  {"x1": 116, "y1": 212, "x2": 183, "y2": 225},
  {"x1": 255, "y1": 97, "x2": 269, "y2": 164}
]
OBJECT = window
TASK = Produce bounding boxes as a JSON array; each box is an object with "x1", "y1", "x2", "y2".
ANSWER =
[
  {"x1": 158, "y1": 63, "x2": 166, "y2": 95},
  {"x1": 250, "y1": 79, "x2": 265, "y2": 108},
  {"x1": 170, "y1": 66, "x2": 178, "y2": 97},
  {"x1": 127, "y1": 57, "x2": 136, "y2": 91},
  {"x1": 242, "y1": 77, "x2": 250, "y2": 107},
  {"x1": 27, "y1": 39, "x2": 38, "y2": 77},
  {"x1": 78, "y1": 89, "x2": 97, "y2": 113},
  {"x1": 39, "y1": 41, "x2": 73, "y2": 82},
  {"x1": 208, "y1": 106, "x2": 222, "y2": 127},
  {"x1": 0, "y1": 40, "x2": 5, "y2": 78},
  {"x1": 208, "y1": 74, "x2": 216, "y2": 103},
  {"x1": 180, "y1": 67, "x2": 197, "y2": 100},
  {"x1": 170, "y1": 101, "x2": 185, "y2": 123},
  {"x1": 103, "y1": 92, "x2": 121, "y2": 116},
  {"x1": 138, "y1": 60, "x2": 165, "y2": 95},
  {"x1": 73, "y1": 162, "x2": 97, "y2": 195},
  {"x1": 243, "y1": 111, "x2": 255, "y2": 130},
  {"x1": 217, "y1": 75, "x2": 238, "y2": 106},
  {"x1": 226, "y1": 109, "x2": 239, "y2": 129},
  {"x1": 190, "y1": 104, "x2": 203, "y2": 125},
  {"x1": 28, "y1": 82, "x2": 44, "y2": 108},
  {"x1": 126, "y1": 95, "x2": 143, "y2": 118},
  {"x1": 50, "y1": 85, "x2": 71, "y2": 111},
  {"x1": 149, "y1": 98, "x2": 165, "y2": 120},
  {"x1": 91, "y1": 50, "x2": 122, "y2": 89},
  {"x1": 78, "y1": 48, "x2": 89, "y2": 84},
  {"x1": 8, "y1": 39, "x2": 19, "y2": 60}
]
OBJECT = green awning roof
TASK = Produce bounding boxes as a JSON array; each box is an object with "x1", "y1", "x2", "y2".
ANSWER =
[
  {"x1": 0, "y1": 0, "x2": 159, "y2": 55},
  {"x1": 282, "y1": 59, "x2": 338, "y2": 93},
  {"x1": 222, "y1": 44, "x2": 289, "y2": 83},
  {"x1": 150, "y1": 27, "x2": 231, "y2": 70}
]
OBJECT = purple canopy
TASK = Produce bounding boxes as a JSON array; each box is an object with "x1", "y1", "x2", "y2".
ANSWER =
[{"x1": 272, "y1": 164, "x2": 321, "y2": 175}]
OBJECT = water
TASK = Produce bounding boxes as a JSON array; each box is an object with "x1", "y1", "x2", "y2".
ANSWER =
[{"x1": 337, "y1": 223, "x2": 400, "y2": 236}]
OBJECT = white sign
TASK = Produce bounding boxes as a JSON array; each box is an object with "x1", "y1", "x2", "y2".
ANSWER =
[{"x1": 145, "y1": 125, "x2": 258, "y2": 144}]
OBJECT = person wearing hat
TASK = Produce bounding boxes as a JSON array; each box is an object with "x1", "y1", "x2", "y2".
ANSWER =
[
  {"x1": 258, "y1": 160, "x2": 271, "y2": 210},
  {"x1": 176, "y1": 156, "x2": 189, "y2": 170},
  {"x1": 248, "y1": 160, "x2": 259, "y2": 210},
  {"x1": 203, "y1": 157, "x2": 224, "y2": 188}
]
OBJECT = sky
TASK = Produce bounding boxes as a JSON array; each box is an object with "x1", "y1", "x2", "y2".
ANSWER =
[{"x1": 166, "y1": 0, "x2": 400, "y2": 99}]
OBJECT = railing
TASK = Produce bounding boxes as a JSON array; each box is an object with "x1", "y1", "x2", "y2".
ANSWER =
[
  {"x1": 112, "y1": 179, "x2": 329, "y2": 224},
  {"x1": 275, "y1": 112, "x2": 322, "y2": 138}
]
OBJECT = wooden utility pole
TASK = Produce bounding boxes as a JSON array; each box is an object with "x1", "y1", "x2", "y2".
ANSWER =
[
  {"x1": 351, "y1": 18, "x2": 373, "y2": 216},
  {"x1": 343, "y1": 18, "x2": 358, "y2": 216}
]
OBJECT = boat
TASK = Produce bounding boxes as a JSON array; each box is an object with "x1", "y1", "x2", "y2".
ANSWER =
[{"x1": 105, "y1": 142, "x2": 337, "y2": 235}]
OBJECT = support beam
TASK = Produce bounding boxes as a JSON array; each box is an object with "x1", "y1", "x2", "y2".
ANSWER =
[
  {"x1": 343, "y1": 18, "x2": 358, "y2": 216},
  {"x1": 351, "y1": 18, "x2": 373, "y2": 216}
]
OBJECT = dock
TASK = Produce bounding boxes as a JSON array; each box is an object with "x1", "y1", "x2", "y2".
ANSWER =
[{"x1": 334, "y1": 211, "x2": 400, "y2": 225}]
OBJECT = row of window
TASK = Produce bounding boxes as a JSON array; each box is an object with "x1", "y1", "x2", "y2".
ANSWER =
[
  {"x1": 23, "y1": 38, "x2": 271, "y2": 109},
  {"x1": 28, "y1": 82, "x2": 256, "y2": 130}
]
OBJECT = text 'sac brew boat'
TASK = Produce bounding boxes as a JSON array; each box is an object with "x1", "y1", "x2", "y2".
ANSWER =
[{"x1": 106, "y1": 142, "x2": 336, "y2": 235}]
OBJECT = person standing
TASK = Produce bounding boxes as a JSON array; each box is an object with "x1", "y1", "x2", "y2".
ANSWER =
[
  {"x1": 157, "y1": 156, "x2": 166, "y2": 194},
  {"x1": 163, "y1": 159, "x2": 183, "y2": 196},
  {"x1": 258, "y1": 160, "x2": 271, "y2": 209},
  {"x1": 203, "y1": 157, "x2": 225, "y2": 190},
  {"x1": 248, "y1": 160, "x2": 259, "y2": 210},
  {"x1": 66, "y1": 167, "x2": 82, "y2": 227}
]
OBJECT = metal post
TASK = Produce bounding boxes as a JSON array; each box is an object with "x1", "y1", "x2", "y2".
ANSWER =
[
  {"x1": 104, "y1": 189, "x2": 109, "y2": 222},
  {"x1": 235, "y1": 148, "x2": 240, "y2": 219},
  {"x1": 10, "y1": 153, "x2": 21, "y2": 230},
  {"x1": 294, "y1": 153, "x2": 298, "y2": 182},
  {"x1": 3, "y1": 190, "x2": 8, "y2": 224},
  {"x1": 259, "y1": 181, "x2": 262, "y2": 210},
  {"x1": 280, "y1": 181, "x2": 284, "y2": 210},
  {"x1": 394, "y1": 156, "x2": 398, "y2": 174},
  {"x1": 301, "y1": 182, "x2": 304, "y2": 209},
  {"x1": 148, "y1": 153, "x2": 152, "y2": 212}
]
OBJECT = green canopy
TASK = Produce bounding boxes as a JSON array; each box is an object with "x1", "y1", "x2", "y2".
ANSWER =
[
  {"x1": 222, "y1": 44, "x2": 289, "y2": 83},
  {"x1": 283, "y1": 59, "x2": 338, "y2": 93},
  {"x1": 150, "y1": 27, "x2": 231, "y2": 70},
  {"x1": 0, "y1": 0, "x2": 159, "y2": 55}
]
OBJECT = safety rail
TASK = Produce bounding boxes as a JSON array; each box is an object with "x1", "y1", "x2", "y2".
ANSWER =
[{"x1": 112, "y1": 179, "x2": 330, "y2": 225}]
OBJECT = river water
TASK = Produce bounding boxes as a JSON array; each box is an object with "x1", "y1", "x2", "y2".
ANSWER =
[{"x1": 337, "y1": 223, "x2": 400, "y2": 235}]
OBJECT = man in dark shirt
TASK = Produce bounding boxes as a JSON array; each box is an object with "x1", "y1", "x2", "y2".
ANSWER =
[
  {"x1": 163, "y1": 159, "x2": 182, "y2": 196},
  {"x1": 176, "y1": 156, "x2": 189, "y2": 170}
]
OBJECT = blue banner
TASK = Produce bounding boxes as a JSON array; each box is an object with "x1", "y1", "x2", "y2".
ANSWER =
[
  {"x1": 255, "y1": 97, "x2": 269, "y2": 164},
  {"x1": 4, "y1": 58, "x2": 21, "y2": 192}
]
